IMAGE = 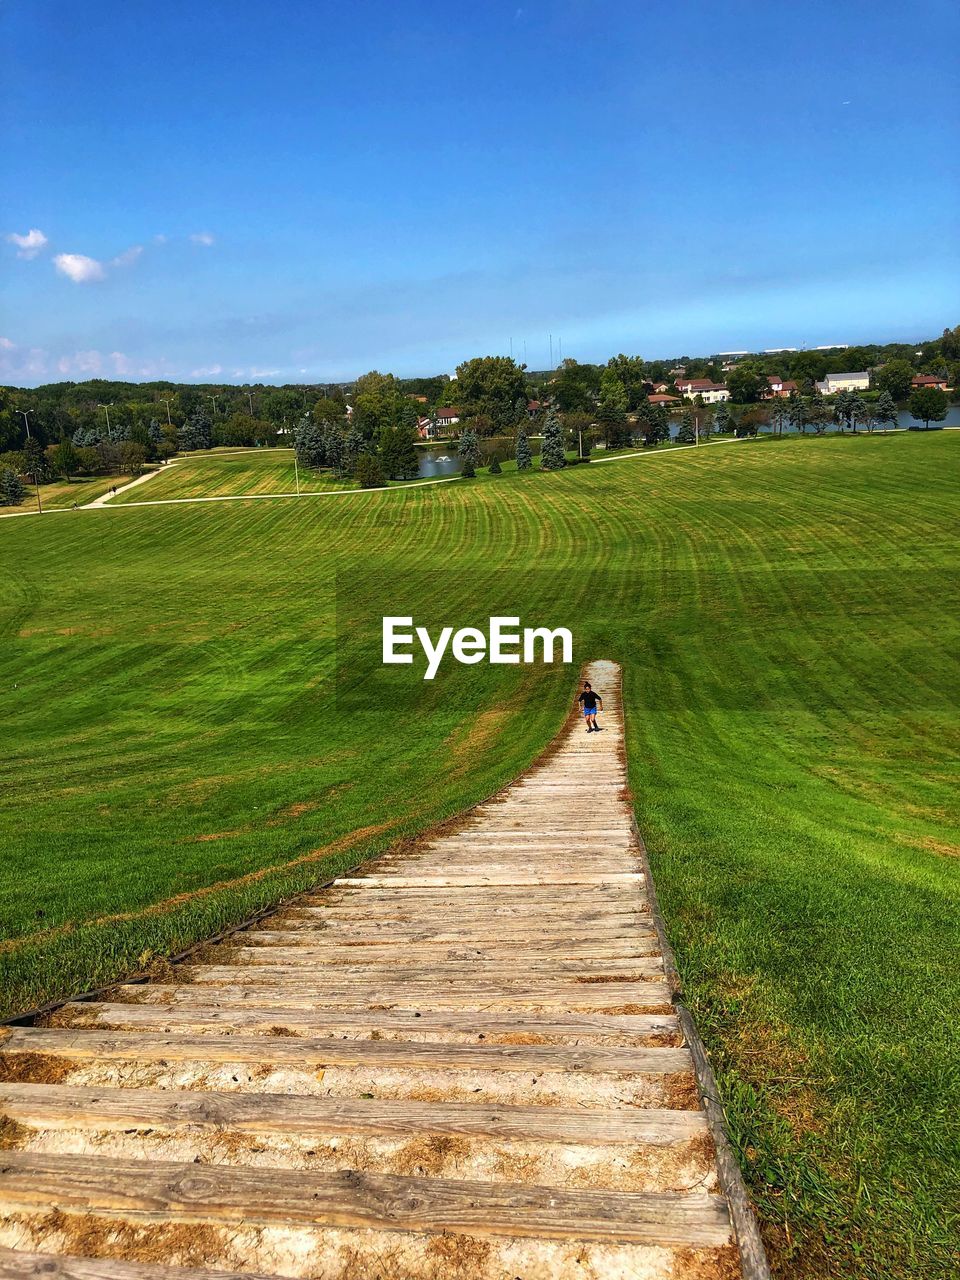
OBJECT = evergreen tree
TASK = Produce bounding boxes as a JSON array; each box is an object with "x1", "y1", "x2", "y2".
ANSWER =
[
  {"x1": 596, "y1": 369, "x2": 629, "y2": 447},
  {"x1": 1, "y1": 467, "x2": 24, "y2": 506},
  {"x1": 676, "y1": 410, "x2": 696, "y2": 444},
  {"x1": 849, "y1": 394, "x2": 869, "y2": 434},
  {"x1": 178, "y1": 407, "x2": 212, "y2": 452},
  {"x1": 148, "y1": 419, "x2": 163, "y2": 446},
  {"x1": 488, "y1": 455, "x2": 502, "y2": 474},
  {"x1": 514, "y1": 396, "x2": 528, "y2": 426},
  {"x1": 323, "y1": 423, "x2": 345, "y2": 475},
  {"x1": 458, "y1": 428, "x2": 481, "y2": 474},
  {"x1": 875, "y1": 390, "x2": 898, "y2": 433},
  {"x1": 640, "y1": 407, "x2": 671, "y2": 448},
  {"x1": 515, "y1": 423, "x2": 531, "y2": 471},
  {"x1": 833, "y1": 389, "x2": 854, "y2": 432},
  {"x1": 787, "y1": 393, "x2": 805, "y2": 435},
  {"x1": 461, "y1": 454, "x2": 476, "y2": 478},
  {"x1": 381, "y1": 425, "x2": 419, "y2": 479},
  {"x1": 342, "y1": 428, "x2": 365, "y2": 476},
  {"x1": 294, "y1": 418, "x2": 326, "y2": 468},
  {"x1": 354, "y1": 452, "x2": 386, "y2": 488},
  {"x1": 714, "y1": 402, "x2": 732, "y2": 435},
  {"x1": 23, "y1": 437, "x2": 52, "y2": 483},
  {"x1": 539, "y1": 407, "x2": 566, "y2": 470}
]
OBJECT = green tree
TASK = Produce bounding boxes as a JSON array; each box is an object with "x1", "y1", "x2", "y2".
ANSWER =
[
  {"x1": 595, "y1": 368, "x2": 629, "y2": 448},
  {"x1": 380, "y1": 425, "x2": 419, "y2": 480},
  {"x1": 726, "y1": 364, "x2": 763, "y2": 403},
  {"x1": 808, "y1": 398, "x2": 831, "y2": 434},
  {"x1": 908, "y1": 386, "x2": 949, "y2": 429},
  {"x1": 294, "y1": 419, "x2": 326, "y2": 468},
  {"x1": 539, "y1": 407, "x2": 566, "y2": 469},
  {"x1": 488, "y1": 455, "x2": 502, "y2": 474},
  {"x1": 51, "y1": 437, "x2": 80, "y2": 480},
  {"x1": 119, "y1": 441, "x2": 147, "y2": 475},
  {"x1": 833, "y1": 389, "x2": 855, "y2": 432},
  {"x1": 453, "y1": 356, "x2": 527, "y2": 423},
  {"x1": 874, "y1": 390, "x2": 898, "y2": 432},
  {"x1": 513, "y1": 396, "x2": 528, "y2": 426},
  {"x1": 714, "y1": 402, "x2": 732, "y2": 434},
  {"x1": 849, "y1": 395, "x2": 869, "y2": 434},
  {"x1": 22, "y1": 437, "x2": 53, "y2": 483},
  {"x1": 1, "y1": 467, "x2": 24, "y2": 506},
  {"x1": 552, "y1": 359, "x2": 600, "y2": 412},
  {"x1": 458, "y1": 428, "x2": 481, "y2": 477},
  {"x1": 605, "y1": 353, "x2": 647, "y2": 409},
  {"x1": 178, "y1": 408, "x2": 212, "y2": 452},
  {"x1": 342, "y1": 428, "x2": 365, "y2": 477},
  {"x1": 515, "y1": 423, "x2": 531, "y2": 471},
  {"x1": 640, "y1": 407, "x2": 670, "y2": 448},
  {"x1": 676, "y1": 410, "x2": 696, "y2": 444},
  {"x1": 788, "y1": 393, "x2": 806, "y2": 435},
  {"x1": 875, "y1": 359, "x2": 914, "y2": 402},
  {"x1": 354, "y1": 452, "x2": 386, "y2": 488},
  {"x1": 770, "y1": 397, "x2": 791, "y2": 436}
]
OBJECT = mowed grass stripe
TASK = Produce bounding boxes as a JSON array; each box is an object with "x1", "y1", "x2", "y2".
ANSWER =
[{"x1": 1, "y1": 433, "x2": 959, "y2": 1278}]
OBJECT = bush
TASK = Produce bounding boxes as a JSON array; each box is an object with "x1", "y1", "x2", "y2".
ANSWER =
[
  {"x1": 1, "y1": 467, "x2": 25, "y2": 507},
  {"x1": 488, "y1": 456, "x2": 502, "y2": 474}
]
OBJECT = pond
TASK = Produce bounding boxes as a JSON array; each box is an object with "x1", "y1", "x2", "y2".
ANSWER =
[{"x1": 417, "y1": 447, "x2": 461, "y2": 478}]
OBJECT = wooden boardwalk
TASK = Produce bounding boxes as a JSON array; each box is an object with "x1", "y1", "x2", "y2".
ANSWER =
[{"x1": 0, "y1": 660, "x2": 754, "y2": 1279}]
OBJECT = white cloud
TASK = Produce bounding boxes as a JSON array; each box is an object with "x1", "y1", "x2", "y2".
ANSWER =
[
  {"x1": 153, "y1": 233, "x2": 168, "y2": 244},
  {"x1": 0, "y1": 336, "x2": 14, "y2": 349},
  {"x1": 190, "y1": 231, "x2": 215, "y2": 246},
  {"x1": 54, "y1": 253, "x2": 106, "y2": 284},
  {"x1": 190, "y1": 364, "x2": 223, "y2": 377},
  {"x1": 7, "y1": 228, "x2": 48, "y2": 259},
  {"x1": 110, "y1": 245, "x2": 143, "y2": 268},
  {"x1": 57, "y1": 350, "x2": 104, "y2": 375}
]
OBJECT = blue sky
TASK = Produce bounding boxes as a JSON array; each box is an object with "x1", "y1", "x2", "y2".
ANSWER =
[{"x1": 2, "y1": 0, "x2": 958, "y2": 385}]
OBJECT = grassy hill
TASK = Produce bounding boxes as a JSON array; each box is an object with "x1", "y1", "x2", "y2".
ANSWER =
[{"x1": 1, "y1": 432, "x2": 958, "y2": 1278}]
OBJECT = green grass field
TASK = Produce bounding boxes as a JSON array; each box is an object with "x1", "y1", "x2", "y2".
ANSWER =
[
  {"x1": 2, "y1": 433, "x2": 958, "y2": 1278},
  {"x1": 109, "y1": 448, "x2": 359, "y2": 501}
]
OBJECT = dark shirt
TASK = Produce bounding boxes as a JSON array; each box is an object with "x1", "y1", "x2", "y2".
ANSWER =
[{"x1": 578, "y1": 689, "x2": 600, "y2": 710}]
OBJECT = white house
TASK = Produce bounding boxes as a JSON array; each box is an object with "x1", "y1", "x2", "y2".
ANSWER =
[
  {"x1": 432, "y1": 407, "x2": 461, "y2": 430},
  {"x1": 815, "y1": 372, "x2": 870, "y2": 395},
  {"x1": 677, "y1": 378, "x2": 731, "y2": 404}
]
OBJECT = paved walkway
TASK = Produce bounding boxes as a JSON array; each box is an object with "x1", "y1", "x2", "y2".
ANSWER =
[{"x1": 0, "y1": 661, "x2": 762, "y2": 1279}]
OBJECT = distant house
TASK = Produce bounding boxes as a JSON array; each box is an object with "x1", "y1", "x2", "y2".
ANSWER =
[
  {"x1": 648, "y1": 393, "x2": 680, "y2": 406},
  {"x1": 416, "y1": 416, "x2": 437, "y2": 440},
  {"x1": 526, "y1": 400, "x2": 542, "y2": 419},
  {"x1": 764, "y1": 376, "x2": 799, "y2": 399},
  {"x1": 651, "y1": 382, "x2": 672, "y2": 393},
  {"x1": 407, "y1": 393, "x2": 428, "y2": 404},
  {"x1": 433, "y1": 407, "x2": 461, "y2": 429},
  {"x1": 912, "y1": 374, "x2": 949, "y2": 391},
  {"x1": 676, "y1": 378, "x2": 731, "y2": 404},
  {"x1": 815, "y1": 372, "x2": 870, "y2": 395}
]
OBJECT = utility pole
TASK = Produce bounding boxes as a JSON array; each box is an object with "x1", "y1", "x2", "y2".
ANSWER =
[
  {"x1": 247, "y1": 391, "x2": 254, "y2": 416},
  {"x1": 160, "y1": 397, "x2": 173, "y2": 426},
  {"x1": 549, "y1": 334, "x2": 553, "y2": 367},
  {"x1": 509, "y1": 337, "x2": 513, "y2": 360},
  {"x1": 206, "y1": 394, "x2": 218, "y2": 418},
  {"x1": 293, "y1": 450, "x2": 301, "y2": 497},
  {"x1": 98, "y1": 403, "x2": 113, "y2": 441},
  {"x1": 16, "y1": 408, "x2": 34, "y2": 438}
]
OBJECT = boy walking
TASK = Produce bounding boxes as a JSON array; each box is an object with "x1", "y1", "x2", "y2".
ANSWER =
[{"x1": 577, "y1": 681, "x2": 603, "y2": 732}]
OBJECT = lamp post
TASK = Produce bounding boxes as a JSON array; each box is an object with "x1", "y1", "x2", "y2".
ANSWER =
[
  {"x1": 160, "y1": 397, "x2": 173, "y2": 426},
  {"x1": 98, "y1": 403, "x2": 114, "y2": 441},
  {"x1": 16, "y1": 408, "x2": 34, "y2": 439},
  {"x1": 206, "y1": 394, "x2": 218, "y2": 418},
  {"x1": 246, "y1": 391, "x2": 254, "y2": 416}
]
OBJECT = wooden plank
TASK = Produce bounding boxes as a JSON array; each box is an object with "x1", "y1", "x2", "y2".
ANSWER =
[
  {"x1": 201, "y1": 952, "x2": 663, "y2": 974},
  {"x1": 240, "y1": 932, "x2": 656, "y2": 952},
  {"x1": 0, "y1": 1250, "x2": 272, "y2": 1280},
  {"x1": 333, "y1": 874, "x2": 645, "y2": 888},
  {"x1": 182, "y1": 962, "x2": 666, "y2": 986},
  {"x1": 0, "y1": 1152, "x2": 733, "y2": 1248},
  {"x1": 0, "y1": 1027, "x2": 691, "y2": 1074},
  {"x1": 54, "y1": 1004, "x2": 681, "y2": 1042},
  {"x1": 107, "y1": 980, "x2": 674, "y2": 1010},
  {"x1": 0, "y1": 1083, "x2": 706, "y2": 1146}
]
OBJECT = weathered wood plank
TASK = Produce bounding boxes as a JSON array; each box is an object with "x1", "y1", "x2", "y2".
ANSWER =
[
  {"x1": 106, "y1": 980, "x2": 674, "y2": 1010},
  {"x1": 0, "y1": 1153, "x2": 733, "y2": 1247},
  {"x1": 52, "y1": 1004, "x2": 680, "y2": 1043},
  {"x1": 0, "y1": 1027, "x2": 691, "y2": 1074},
  {"x1": 333, "y1": 874, "x2": 645, "y2": 888},
  {"x1": 0, "y1": 1250, "x2": 272, "y2": 1280},
  {"x1": 0, "y1": 1083, "x2": 706, "y2": 1146}
]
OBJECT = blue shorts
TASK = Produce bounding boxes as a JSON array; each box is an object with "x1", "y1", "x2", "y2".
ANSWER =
[{"x1": 582, "y1": 706, "x2": 598, "y2": 716}]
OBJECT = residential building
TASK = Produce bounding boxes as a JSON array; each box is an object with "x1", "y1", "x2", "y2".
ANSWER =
[
  {"x1": 764, "y1": 376, "x2": 799, "y2": 399},
  {"x1": 433, "y1": 407, "x2": 461, "y2": 428},
  {"x1": 648, "y1": 393, "x2": 680, "y2": 406},
  {"x1": 676, "y1": 378, "x2": 731, "y2": 404},
  {"x1": 814, "y1": 372, "x2": 870, "y2": 395},
  {"x1": 526, "y1": 400, "x2": 542, "y2": 419},
  {"x1": 912, "y1": 374, "x2": 949, "y2": 391}
]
